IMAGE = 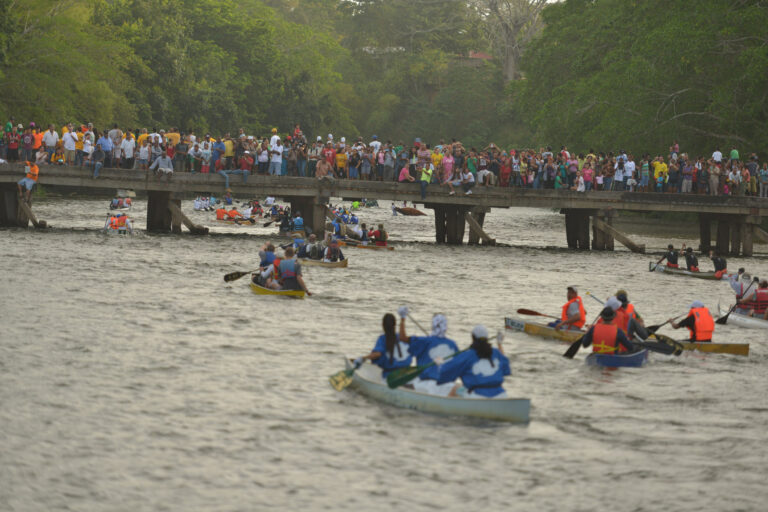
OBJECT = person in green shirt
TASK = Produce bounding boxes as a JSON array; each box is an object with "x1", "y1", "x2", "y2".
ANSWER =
[
  {"x1": 419, "y1": 162, "x2": 434, "y2": 200},
  {"x1": 730, "y1": 147, "x2": 740, "y2": 162},
  {"x1": 466, "y1": 150, "x2": 478, "y2": 177}
]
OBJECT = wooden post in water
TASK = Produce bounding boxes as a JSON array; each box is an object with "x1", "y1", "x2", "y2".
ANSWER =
[
  {"x1": 170, "y1": 198, "x2": 182, "y2": 234},
  {"x1": 577, "y1": 212, "x2": 590, "y2": 250},
  {"x1": 456, "y1": 206, "x2": 466, "y2": 243},
  {"x1": 432, "y1": 205, "x2": 446, "y2": 244},
  {"x1": 146, "y1": 191, "x2": 172, "y2": 232},
  {"x1": 699, "y1": 213, "x2": 712, "y2": 253},
  {"x1": 0, "y1": 184, "x2": 27, "y2": 227},
  {"x1": 445, "y1": 206, "x2": 458, "y2": 244}
]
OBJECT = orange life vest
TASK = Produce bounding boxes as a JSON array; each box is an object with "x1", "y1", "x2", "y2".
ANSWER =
[
  {"x1": 109, "y1": 216, "x2": 119, "y2": 229},
  {"x1": 591, "y1": 322, "x2": 626, "y2": 354},
  {"x1": 116, "y1": 216, "x2": 127, "y2": 228},
  {"x1": 560, "y1": 296, "x2": 586, "y2": 329},
  {"x1": 617, "y1": 304, "x2": 635, "y2": 333},
  {"x1": 272, "y1": 258, "x2": 282, "y2": 281},
  {"x1": 25, "y1": 162, "x2": 39, "y2": 181},
  {"x1": 687, "y1": 307, "x2": 714, "y2": 341},
  {"x1": 227, "y1": 210, "x2": 242, "y2": 219},
  {"x1": 216, "y1": 208, "x2": 228, "y2": 220}
]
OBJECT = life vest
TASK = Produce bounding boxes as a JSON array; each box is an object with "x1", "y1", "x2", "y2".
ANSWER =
[
  {"x1": 216, "y1": 208, "x2": 228, "y2": 220},
  {"x1": 371, "y1": 229, "x2": 388, "y2": 246},
  {"x1": 326, "y1": 246, "x2": 340, "y2": 262},
  {"x1": 227, "y1": 210, "x2": 241, "y2": 219},
  {"x1": 116, "y1": 216, "x2": 127, "y2": 228},
  {"x1": 293, "y1": 217, "x2": 304, "y2": 230},
  {"x1": 278, "y1": 259, "x2": 297, "y2": 279},
  {"x1": 125, "y1": 198, "x2": 132, "y2": 206},
  {"x1": 687, "y1": 307, "x2": 714, "y2": 341},
  {"x1": 108, "y1": 216, "x2": 118, "y2": 230},
  {"x1": 25, "y1": 162, "x2": 39, "y2": 181},
  {"x1": 741, "y1": 289, "x2": 768, "y2": 314},
  {"x1": 272, "y1": 258, "x2": 282, "y2": 279},
  {"x1": 560, "y1": 296, "x2": 586, "y2": 329},
  {"x1": 591, "y1": 323, "x2": 626, "y2": 354}
]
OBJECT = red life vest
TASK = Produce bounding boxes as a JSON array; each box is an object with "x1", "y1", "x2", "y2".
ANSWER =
[
  {"x1": 116, "y1": 216, "x2": 127, "y2": 228},
  {"x1": 666, "y1": 263, "x2": 679, "y2": 268},
  {"x1": 560, "y1": 296, "x2": 586, "y2": 329},
  {"x1": 109, "y1": 216, "x2": 118, "y2": 229},
  {"x1": 687, "y1": 307, "x2": 714, "y2": 341},
  {"x1": 741, "y1": 289, "x2": 768, "y2": 314},
  {"x1": 619, "y1": 304, "x2": 635, "y2": 333},
  {"x1": 591, "y1": 322, "x2": 626, "y2": 354}
]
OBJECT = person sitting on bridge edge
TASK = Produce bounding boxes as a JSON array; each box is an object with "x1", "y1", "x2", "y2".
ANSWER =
[
  {"x1": 150, "y1": 153, "x2": 174, "y2": 181},
  {"x1": 17, "y1": 160, "x2": 39, "y2": 203}
]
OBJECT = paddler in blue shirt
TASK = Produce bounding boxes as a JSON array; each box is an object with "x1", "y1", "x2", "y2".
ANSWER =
[
  {"x1": 292, "y1": 211, "x2": 304, "y2": 232},
  {"x1": 436, "y1": 325, "x2": 510, "y2": 398},
  {"x1": 396, "y1": 307, "x2": 458, "y2": 396},
  {"x1": 258, "y1": 242, "x2": 276, "y2": 267},
  {"x1": 353, "y1": 313, "x2": 412, "y2": 379}
]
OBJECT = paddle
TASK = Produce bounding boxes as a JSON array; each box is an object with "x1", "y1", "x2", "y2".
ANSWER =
[
  {"x1": 386, "y1": 348, "x2": 468, "y2": 389},
  {"x1": 716, "y1": 278, "x2": 756, "y2": 325},
  {"x1": 516, "y1": 308, "x2": 559, "y2": 320},
  {"x1": 646, "y1": 314, "x2": 686, "y2": 333},
  {"x1": 223, "y1": 269, "x2": 258, "y2": 283},
  {"x1": 563, "y1": 311, "x2": 601, "y2": 359},
  {"x1": 263, "y1": 220, "x2": 275, "y2": 227},
  {"x1": 329, "y1": 360, "x2": 362, "y2": 391}
]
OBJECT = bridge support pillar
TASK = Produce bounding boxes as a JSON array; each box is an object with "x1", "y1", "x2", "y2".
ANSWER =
[
  {"x1": 147, "y1": 191, "x2": 172, "y2": 232},
  {"x1": 742, "y1": 222, "x2": 753, "y2": 257},
  {"x1": 0, "y1": 184, "x2": 28, "y2": 227},
  {"x1": 699, "y1": 214, "x2": 712, "y2": 253},
  {"x1": 730, "y1": 219, "x2": 741, "y2": 256},
  {"x1": 288, "y1": 196, "x2": 327, "y2": 239},
  {"x1": 716, "y1": 217, "x2": 730, "y2": 255},
  {"x1": 433, "y1": 206, "x2": 446, "y2": 244},
  {"x1": 564, "y1": 209, "x2": 591, "y2": 250}
]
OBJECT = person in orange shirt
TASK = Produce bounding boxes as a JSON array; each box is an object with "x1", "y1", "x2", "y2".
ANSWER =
[
  {"x1": 32, "y1": 127, "x2": 44, "y2": 152},
  {"x1": 17, "y1": 161, "x2": 39, "y2": 203},
  {"x1": 215, "y1": 206, "x2": 229, "y2": 221}
]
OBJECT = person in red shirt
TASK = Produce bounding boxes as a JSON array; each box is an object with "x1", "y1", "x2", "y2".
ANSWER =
[{"x1": 322, "y1": 142, "x2": 336, "y2": 165}]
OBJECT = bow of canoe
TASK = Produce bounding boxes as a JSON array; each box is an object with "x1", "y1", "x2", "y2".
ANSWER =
[
  {"x1": 339, "y1": 241, "x2": 395, "y2": 251},
  {"x1": 717, "y1": 303, "x2": 768, "y2": 329},
  {"x1": 343, "y1": 358, "x2": 530, "y2": 423},
  {"x1": 504, "y1": 316, "x2": 584, "y2": 343}
]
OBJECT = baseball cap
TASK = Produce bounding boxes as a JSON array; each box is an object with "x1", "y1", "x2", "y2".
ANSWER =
[
  {"x1": 317, "y1": 136, "x2": 322, "y2": 141},
  {"x1": 471, "y1": 325, "x2": 489, "y2": 339}
]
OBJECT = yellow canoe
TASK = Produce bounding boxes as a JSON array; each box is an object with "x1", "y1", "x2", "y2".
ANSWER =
[
  {"x1": 249, "y1": 282, "x2": 305, "y2": 298},
  {"x1": 339, "y1": 241, "x2": 395, "y2": 251},
  {"x1": 505, "y1": 317, "x2": 749, "y2": 356},
  {"x1": 298, "y1": 258, "x2": 348, "y2": 268},
  {"x1": 215, "y1": 218, "x2": 258, "y2": 227}
]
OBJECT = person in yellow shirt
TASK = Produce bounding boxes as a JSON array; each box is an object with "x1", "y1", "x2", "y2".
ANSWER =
[
  {"x1": 74, "y1": 127, "x2": 85, "y2": 166},
  {"x1": 223, "y1": 133, "x2": 235, "y2": 169},
  {"x1": 136, "y1": 128, "x2": 149, "y2": 148},
  {"x1": 166, "y1": 127, "x2": 181, "y2": 147},
  {"x1": 335, "y1": 147, "x2": 348, "y2": 178},
  {"x1": 430, "y1": 148, "x2": 443, "y2": 171}
]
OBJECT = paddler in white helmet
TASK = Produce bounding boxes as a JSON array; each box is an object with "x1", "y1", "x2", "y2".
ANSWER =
[
  {"x1": 435, "y1": 324, "x2": 510, "y2": 398},
  {"x1": 395, "y1": 306, "x2": 458, "y2": 396}
]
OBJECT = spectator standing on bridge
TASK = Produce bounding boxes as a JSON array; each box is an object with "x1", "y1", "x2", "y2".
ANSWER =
[
  {"x1": 121, "y1": 132, "x2": 136, "y2": 169},
  {"x1": 746, "y1": 154, "x2": 758, "y2": 196},
  {"x1": 97, "y1": 131, "x2": 113, "y2": 168},
  {"x1": 269, "y1": 137, "x2": 283, "y2": 176},
  {"x1": 759, "y1": 163, "x2": 768, "y2": 198},
  {"x1": 42, "y1": 124, "x2": 59, "y2": 162},
  {"x1": 419, "y1": 160, "x2": 434, "y2": 200},
  {"x1": 62, "y1": 128, "x2": 78, "y2": 166},
  {"x1": 108, "y1": 124, "x2": 123, "y2": 167}
]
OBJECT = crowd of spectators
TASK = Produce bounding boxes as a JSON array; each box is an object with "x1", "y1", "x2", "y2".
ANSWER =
[{"x1": 2, "y1": 116, "x2": 766, "y2": 197}]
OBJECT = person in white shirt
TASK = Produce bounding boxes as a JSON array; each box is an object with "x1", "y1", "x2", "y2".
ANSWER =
[
  {"x1": 194, "y1": 197, "x2": 203, "y2": 210},
  {"x1": 120, "y1": 135, "x2": 136, "y2": 169},
  {"x1": 712, "y1": 148, "x2": 723, "y2": 163},
  {"x1": 42, "y1": 125, "x2": 59, "y2": 160},
  {"x1": 369, "y1": 135, "x2": 381, "y2": 154},
  {"x1": 575, "y1": 170, "x2": 585, "y2": 192},
  {"x1": 265, "y1": 196, "x2": 275, "y2": 206},
  {"x1": 269, "y1": 138, "x2": 283, "y2": 175},
  {"x1": 62, "y1": 130, "x2": 78, "y2": 165}
]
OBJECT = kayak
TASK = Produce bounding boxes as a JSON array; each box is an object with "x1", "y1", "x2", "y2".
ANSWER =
[
  {"x1": 717, "y1": 303, "x2": 768, "y2": 329},
  {"x1": 648, "y1": 262, "x2": 729, "y2": 280},
  {"x1": 299, "y1": 258, "x2": 348, "y2": 268},
  {"x1": 395, "y1": 207, "x2": 426, "y2": 216},
  {"x1": 342, "y1": 358, "x2": 531, "y2": 423},
  {"x1": 339, "y1": 241, "x2": 395, "y2": 251},
  {"x1": 586, "y1": 349, "x2": 648, "y2": 368},
  {"x1": 249, "y1": 282, "x2": 305, "y2": 298},
  {"x1": 507, "y1": 316, "x2": 748, "y2": 356},
  {"x1": 504, "y1": 316, "x2": 583, "y2": 342}
]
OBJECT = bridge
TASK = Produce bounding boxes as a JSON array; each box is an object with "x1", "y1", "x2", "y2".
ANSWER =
[{"x1": 2, "y1": 163, "x2": 768, "y2": 255}]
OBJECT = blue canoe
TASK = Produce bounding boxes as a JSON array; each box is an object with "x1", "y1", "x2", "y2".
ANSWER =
[{"x1": 585, "y1": 349, "x2": 649, "y2": 368}]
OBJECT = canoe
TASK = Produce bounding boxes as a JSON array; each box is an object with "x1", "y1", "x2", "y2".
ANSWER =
[
  {"x1": 395, "y1": 207, "x2": 426, "y2": 216},
  {"x1": 343, "y1": 358, "x2": 531, "y2": 423},
  {"x1": 717, "y1": 303, "x2": 768, "y2": 329},
  {"x1": 586, "y1": 349, "x2": 648, "y2": 368},
  {"x1": 504, "y1": 316, "x2": 584, "y2": 342},
  {"x1": 506, "y1": 316, "x2": 748, "y2": 356},
  {"x1": 648, "y1": 262, "x2": 729, "y2": 280},
  {"x1": 249, "y1": 282, "x2": 305, "y2": 298},
  {"x1": 298, "y1": 258, "x2": 348, "y2": 268},
  {"x1": 339, "y1": 241, "x2": 395, "y2": 251},
  {"x1": 215, "y1": 218, "x2": 257, "y2": 227}
]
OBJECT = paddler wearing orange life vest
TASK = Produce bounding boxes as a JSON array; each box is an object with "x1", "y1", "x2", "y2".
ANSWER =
[
  {"x1": 581, "y1": 307, "x2": 636, "y2": 354},
  {"x1": 614, "y1": 290, "x2": 649, "y2": 340},
  {"x1": 551, "y1": 286, "x2": 586, "y2": 331},
  {"x1": 669, "y1": 301, "x2": 715, "y2": 342},
  {"x1": 16, "y1": 161, "x2": 39, "y2": 203}
]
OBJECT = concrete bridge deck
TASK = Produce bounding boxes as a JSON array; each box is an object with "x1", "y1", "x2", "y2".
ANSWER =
[{"x1": 1, "y1": 164, "x2": 766, "y2": 255}]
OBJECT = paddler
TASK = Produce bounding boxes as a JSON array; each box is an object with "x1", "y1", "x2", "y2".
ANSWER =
[
  {"x1": 368, "y1": 223, "x2": 388, "y2": 246},
  {"x1": 352, "y1": 313, "x2": 412, "y2": 378},
  {"x1": 396, "y1": 306, "x2": 458, "y2": 395},
  {"x1": 435, "y1": 325, "x2": 510, "y2": 398},
  {"x1": 668, "y1": 301, "x2": 715, "y2": 342},
  {"x1": 615, "y1": 290, "x2": 648, "y2": 340},
  {"x1": 656, "y1": 244, "x2": 680, "y2": 268},
  {"x1": 681, "y1": 245, "x2": 699, "y2": 272},
  {"x1": 708, "y1": 250, "x2": 728, "y2": 278},
  {"x1": 261, "y1": 247, "x2": 311, "y2": 295},
  {"x1": 581, "y1": 307, "x2": 636, "y2": 354},
  {"x1": 259, "y1": 242, "x2": 277, "y2": 267},
  {"x1": 322, "y1": 239, "x2": 345, "y2": 263},
  {"x1": 551, "y1": 286, "x2": 586, "y2": 331},
  {"x1": 729, "y1": 269, "x2": 757, "y2": 309},
  {"x1": 226, "y1": 207, "x2": 244, "y2": 220},
  {"x1": 296, "y1": 233, "x2": 317, "y2": 259},
  {"x1": 292, "y1": 211, "x2": 304, "y2": 233},
  {"x1": 215, "y1": 205, "x2": 229, "y2": 221}
]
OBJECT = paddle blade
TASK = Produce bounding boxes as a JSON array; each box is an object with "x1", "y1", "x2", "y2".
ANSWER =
[
  {"x1": 329, "y1": 369, "x2": 354, "y2": 391},
  {"x1": 517, "y1": 308, "x2": 545, "y2": 317},
  {"x1": 224, "y1": 271, "x2": 250, "y2": 283},
  {"x1": 715, "y1": 313, "x2": 730, "y2": 325},
  {"x1": 263, "y1": 220, "x2": 274, "y2": 227},
  {"x1": 652, "y1": 333, "x2": 685, "y2": 355},
  {"x1": 563, "y1": 336, "x2": 584, "y2": 359},
  {"x1": 386, "y1": 366, "x2": 424, "y2": 389}
]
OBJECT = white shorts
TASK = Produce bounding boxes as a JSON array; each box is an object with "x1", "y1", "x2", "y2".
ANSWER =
[
  {"x1": 157, "y1": 167, "x2": 173, "y2": 174},
  {"x1": 411, "y1": 378, "x2": 455, "y2": 396},
  {"x1": 477, "y1": 170, "x2": 491, "y2": 181}
]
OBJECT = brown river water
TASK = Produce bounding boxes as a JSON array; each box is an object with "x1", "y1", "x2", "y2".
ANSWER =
[{"x1": 1, "y1": 198, "x2": 767, "y2": 511}]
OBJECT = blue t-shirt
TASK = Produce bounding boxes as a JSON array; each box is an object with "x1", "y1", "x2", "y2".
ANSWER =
[
  {"x1": 293, "y1": 217, "x2": 304, "y2": 230},
  {"x1": 372, "y1": 334, "x2": 412, "y2": 376},
  {"x1": 212, "y1": 141, "x2": 226, "y2": 163},
  {"x1": 408, "y1": 336, "x2": 458, "y2": 380},
  {"x1": 437, "y1": 348, "x2": 510, "y2": 397}
]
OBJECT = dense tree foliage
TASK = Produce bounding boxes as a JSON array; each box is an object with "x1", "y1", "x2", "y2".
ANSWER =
[{"x1": 513, "y1": 0, "x2": 768, "y2": 154}]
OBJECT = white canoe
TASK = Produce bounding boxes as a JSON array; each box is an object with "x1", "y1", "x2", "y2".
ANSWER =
[
  {"x1": 343, "y1": 358, "x2": 531, "y2": 423},
  {"x1": 717, "y1": 303, "x2": 768, "y2": 329}
]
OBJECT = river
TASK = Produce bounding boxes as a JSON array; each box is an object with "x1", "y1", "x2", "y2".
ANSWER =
[{"x1": 1, "y1": 197, "x2": 767, "y2": 511}]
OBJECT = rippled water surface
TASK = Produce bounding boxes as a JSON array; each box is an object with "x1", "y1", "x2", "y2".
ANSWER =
[{"x1": 2, "y1": 198, "x2": 767, "y2": 511}]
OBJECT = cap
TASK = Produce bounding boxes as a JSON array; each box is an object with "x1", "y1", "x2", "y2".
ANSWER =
[
  {"x1": 600, "y1": 306, "x2": 616, "y2": 321},
  {"x1": 668, "y1": 244, "x2": 674, "y2": 250},
  {"x1": 247, "y1": 135, "x2": 254, "y2": 140},
  {"x1": 686, "y1": 247, "x2": 692, "y2": 253},
  {"x1": 605, "y1": 296, "x2": 621, "y2": 311},
  {"x1": 341, "y1": 137, "x2": 346, "y2": 142},
  {"x1": 328, "y1": 133, "x2": 333, "y2": 140},
  {"x1": 17, "y1": 124, "x2": 23, "y2": 129},
  {"x1": 372, "y1": 135, "x2": 378, "y2": 139},
  {"x1": 272, "y1": 128, "x2": 278, "y2": 133},
  {"x1": 244, "y1": 150, "x2": 250, "y2": 154},
  {"x1": 471, "y1": 324, "x2": 489, "y2": 339},
  {"x1": 689, "y1": 300, "x2": 705, "y2": 309},
  {"x1": 317, "y1": 136, "x2": 322, "y2": 141}
]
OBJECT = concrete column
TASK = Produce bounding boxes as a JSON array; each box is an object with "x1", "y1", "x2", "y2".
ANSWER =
[
  {"x1": 592, "y1": 214, "x2": 605, "y2": 250},
  {"x1": 170, "y1": 198, "x2": 182, "y2": 234},
  {"x1": 146, "y1": 191, "x2": 172, "y2": 232},
  {"x1": 433, "y1": 206, "x2": 446, "y2": 244},
  {"x1": 0, "y1": 184, "x2": 27, "y2": 227},
  {"x1": 455, "y1": 206, "x2": 466, "y2": 244},
  {"x1": 716, "y1": 217, "x2": 730, "y2": 255},
  {"x1": 603, "y1": 213, "x2": 615, "y2": 250},
  {"x1": 577, "y1": 213, "x2": 590, "y2": 250},
  {"x1": 742, "y1": 222, "x2": 754, "y2": 257},
  {"x1": 565, "y1": 211, "x2": 577, "y2": 249},
  {"x1": 311, "y1": 200, "x2": 327, "y2": 239},
  {"x1": 445, "y1": 207, "x2": 459, "y2": 245},
  {"x1": 699, "y1": 214, "x2": 711, "y2": 252}
]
